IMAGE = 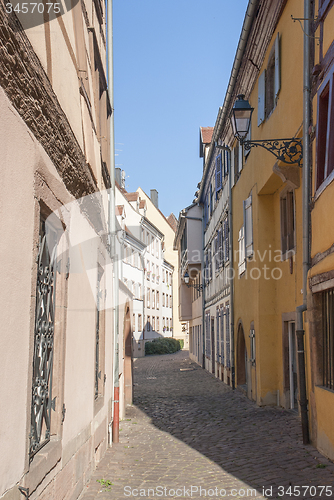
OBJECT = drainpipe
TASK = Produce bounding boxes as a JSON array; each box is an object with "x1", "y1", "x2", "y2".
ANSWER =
[
  {"x1": 107, "y1": 0, "x2": 120, "y2": 444},
  {"x1": 296, "y1": 0, "x2": 311, "y2": 445}
]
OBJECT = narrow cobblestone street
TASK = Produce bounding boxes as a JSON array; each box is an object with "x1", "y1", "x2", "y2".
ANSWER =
[{"x1": 79, "y1": 351, "x2": 334, "y2": 500}]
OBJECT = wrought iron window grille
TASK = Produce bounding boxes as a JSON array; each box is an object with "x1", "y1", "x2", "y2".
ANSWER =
[{"x1": 30, "y1": 219, "x2": 57, "y2": 459}]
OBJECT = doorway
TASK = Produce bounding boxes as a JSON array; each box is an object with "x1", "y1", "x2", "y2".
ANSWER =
[{"x1": 237, "y1": 323, "x2": 247, "y2": 387}]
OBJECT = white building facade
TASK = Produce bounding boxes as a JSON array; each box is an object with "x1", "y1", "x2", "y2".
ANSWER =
[
  {"x1": 141, "y1": 220, "x2": 174, "y2": 342},
  {"x1": 115, "y1": 180, "x2": 175, "y2": 354}
]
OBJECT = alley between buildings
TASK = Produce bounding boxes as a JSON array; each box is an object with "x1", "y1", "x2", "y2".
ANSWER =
[{"x1": 79, "y1": 351, "x2": 334, "y2": 500}]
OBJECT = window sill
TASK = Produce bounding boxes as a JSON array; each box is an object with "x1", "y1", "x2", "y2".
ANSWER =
[
  {"x1": 94, "y1": 394, "x2": 105, "y2": 416},
  {"x1": 26, "y1": 439, "x2": 62, "y2": 494},
  {"x1": 315, "y1": 384, "x2": 334, "y2": 395}
]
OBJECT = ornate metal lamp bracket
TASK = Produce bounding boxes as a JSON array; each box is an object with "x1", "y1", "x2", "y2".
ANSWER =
[
  {"x1": 185, "y1": 282, "x2": 204, "y2": 293},
  {"x1": 242, "y1": 138, "x2": 303, "y2": 166}
]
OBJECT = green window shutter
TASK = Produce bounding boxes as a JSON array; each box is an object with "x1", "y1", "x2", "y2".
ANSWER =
[
  {"x1": 274, "y1": 33, "x2": 281, "y2": 103},
  {"x1": 258, "y1": 70, "x2": 266, "y2": 126},
  {"x1": 215, "y1": 154, "x2": 222, "y2": 193}
]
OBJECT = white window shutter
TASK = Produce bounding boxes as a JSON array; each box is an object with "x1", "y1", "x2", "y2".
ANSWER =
[
  {"x1": 238, "y1": 227, "x2": 246, "y2": 275},
  {"x1": 274, "y1": 33, "x2": 281, "y2": 102},
  {"x1": 244, "y1": 195, "x2": 253, "y2": 258},
  {"x1": 249, "y1": 329, "x2": 256, "y2": 362},
  {"x1": 258, "y1": 70, "x2": 266, "y2": 126}
]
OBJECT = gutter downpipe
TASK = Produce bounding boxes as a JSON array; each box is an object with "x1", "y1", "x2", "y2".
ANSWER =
[
  {"x1": 107, "y1": 0, "x2": 120, "y2": 444},
  {"x1": 296, "y1": 0, "x2": 311, "y2": 446}
]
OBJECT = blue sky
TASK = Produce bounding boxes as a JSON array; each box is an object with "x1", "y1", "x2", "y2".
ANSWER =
[{"x1": 113, "y1": 0, "x2": 249, "y2": 219}]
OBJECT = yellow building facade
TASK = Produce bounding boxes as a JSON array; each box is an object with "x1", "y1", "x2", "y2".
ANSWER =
[
  {"x1": 221, "y1": 0, "x2": 334, "y2": 460},
  {"x1": 231, "y1": 0, "x2": 305, "y2": 408},
  {"x1": 306, "y1": 0, "x2": 334, "y2": 460},
  {"x1": 204, "y1": 0, "x2": 306, "y2": 409}
]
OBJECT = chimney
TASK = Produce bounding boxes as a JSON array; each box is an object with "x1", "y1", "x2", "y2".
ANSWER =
[
  {"x1": 115, "y1": 168, "x2": 121, "y2": 186},
  {"x1": 150, "y1": 189, "x2": 158, "y2": 209}
]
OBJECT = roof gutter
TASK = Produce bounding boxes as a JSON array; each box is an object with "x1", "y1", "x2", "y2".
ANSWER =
[{"x1": 198, "y1": 0, "x2": 260, "y2": 202}]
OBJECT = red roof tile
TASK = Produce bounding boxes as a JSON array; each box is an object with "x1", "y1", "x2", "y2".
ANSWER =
[
  {"x1": 125, "y1": 192, "x2": 139, "y2": 202},
  {"x1": 167, "y1": 213, "x2": 178, "y2": 232},
  {"x1": 200, "y1": 126, "x2": 214, "y2": 144}
]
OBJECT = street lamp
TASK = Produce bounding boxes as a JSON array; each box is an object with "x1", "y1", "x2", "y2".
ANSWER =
[
  {"x1": 231, "y1": 94, "x2": 303, "y2": 166},
  {"x1": 231, "y1": 94, "x2": 254, "y2": 141},
  {"x1": 183, "y1": 271, "x2": 203, "y2": 293}
]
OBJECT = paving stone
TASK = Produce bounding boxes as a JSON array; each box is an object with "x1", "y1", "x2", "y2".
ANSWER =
[{"x1": 79, "y1": 351, "x2": 334, "y2": 500}]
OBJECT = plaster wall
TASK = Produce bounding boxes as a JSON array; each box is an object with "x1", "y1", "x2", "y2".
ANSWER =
[
  {"x1": 62, "y1": 271, "x2": 96, "y2": 445},
  {"x1": 0, "y1": 70, "x2": 113, "y2": 500},
  {"x1": 314, "y1": 387, "x2": 334, "y2": 460},
  {"x1": 0, "y1": 89, "x2": 37, "y2": 495}
]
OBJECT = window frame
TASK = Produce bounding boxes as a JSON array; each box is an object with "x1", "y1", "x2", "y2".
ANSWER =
[
  {"x1": 315, "y1": 67, "x2": 334, "y2": 195},
  {"x1": 258, "y1": 32, "x2": 281, "y2": 125},
  {"x1": 321, "y1": 288, "x2": 334, "y2": 390},
  {"x1": 280, "y1": 187, "x2": 296, "y2": 260},
  {"x1": 244, "y1": 194, "x2": 253, "y2": 259},
  {"x1": 238, "y1": 226, "x2": 246, "y2": 276}
]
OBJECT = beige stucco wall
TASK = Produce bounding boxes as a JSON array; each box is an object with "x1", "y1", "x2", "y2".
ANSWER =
[
  {"x1": 0, "y1": 83, "x2": 114, "y2": 500},
  {"x1": 0, "y1": 87, "x2": 37, "y2": 495}
]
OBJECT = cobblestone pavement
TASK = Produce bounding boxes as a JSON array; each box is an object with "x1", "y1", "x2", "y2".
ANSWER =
[{"x1": 79, "y1": 351, "x2": 334, "y2": 500}]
